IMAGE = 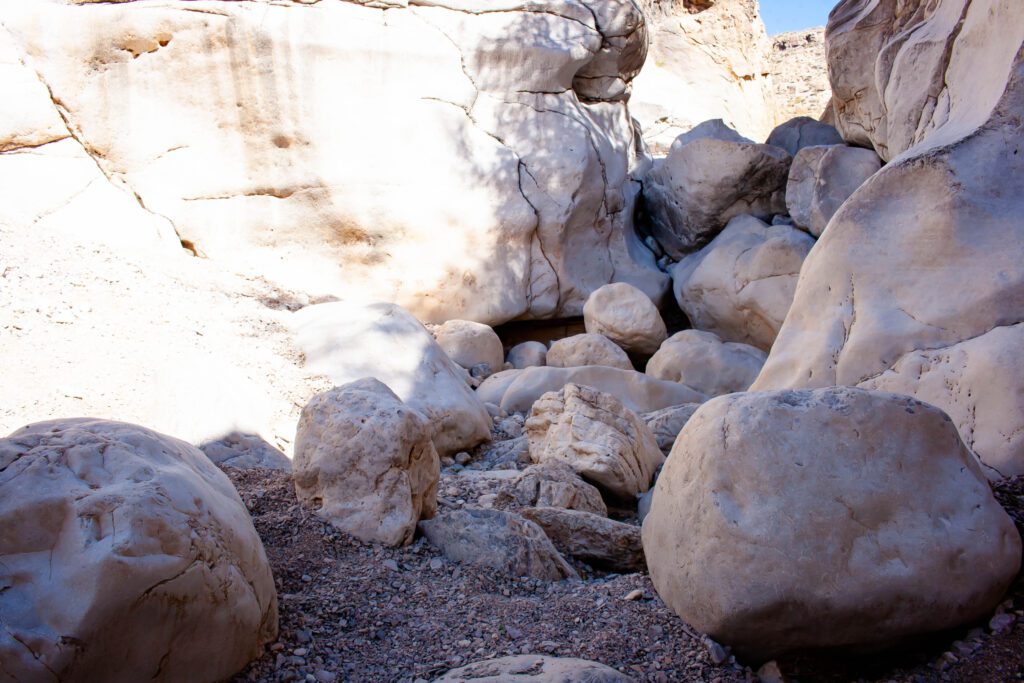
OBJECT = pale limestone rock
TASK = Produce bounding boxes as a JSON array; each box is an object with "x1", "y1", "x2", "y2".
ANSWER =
[
  {"x1": 754, "y1": 5, "x2": 1024, "y2": 474},
  {"x1": 508, "y1": 461, "x2": 608, "y2": 516},
  {"x1": 631, "y1": 0, "x2": 776, "y2": 152},
  {"x1": 435, "y1": 655, "x2": 633, "y2": 682},
  {"x1": 582, "y1": 282, "x2": 667, "y2": 356},
  {"x1": 546, "y1": 333, "x2": 633, "y2": 371},
  {"x1": 671, "y1": 118, "x2": 754, "y2": 146},
  {"x1": 200, "y1": 432, "x2": 292, "y2": 472},
  {"x1": 292, "y1": 301, "x2": 491, "y2": 456},
  {"x1": 520, "y1": 507, "x2": 645, "y2": 573},
  {"x1": 770, "y1": 28, "x2": 832, "y2": 123},
  {"x1": 493, "y1": 365, "x2": 706, "y2": 415},
  {"x1": 507, "y1": 341, "x2": 547, "y2": 370},
  {"x1": 786, "y1": 144, "x2": 882, "y2": 237},
  {"x1": 476, "y1": 369, "x2": 525, "y2": 408},
  {"x1": 434, "y1": 319, "x2": 504, "y2": 379},
  {"x1": 526, "y1": 384, "x2": 664, "y2": 499},
  {"x1": 643, "y1": 138, "x2": 791, "y2": 258},
  {"x1": 0, "y1": 0, "x2": 667, "y2": 326},
  {"x1": 419, "y1": 509, "x2": 578, "y2": 581},
  {"x1": 646, "y1": 329, "x2": 766, "y2": 396},
  {"x1": 640, "y1": 403, "x2": 700, "y2": 456},
  {"x1": 642, "y1": 388, "x2": 1022, "y2": 659},
  {"x1": 671, "y1": 214, "x2": 814, "y2": 351},
  {"x1": 765, "y1": 116, "x2": 844, "y2": 157},
  {"x1": 0, "y1": 419, "x2": 278, "y2": 682},
  {"x1": 293, "y1": 378, "x2": 439, "y2": 547}
]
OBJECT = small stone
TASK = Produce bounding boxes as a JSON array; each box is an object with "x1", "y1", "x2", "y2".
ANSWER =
[
  {"x1": 383, "y1": 559, "x2": 399, "y2": 571},
  {"x1": 477, "y1": 494, "x2": 497, "y2": 508},
  {"x1": 301, "y1": 574, "x2": 313, "y2": 583},
  {"x1": 705, "y1": 639, "x2": 728, "y2": 666},
  {"x1": 270, "y1": 643, "x2": 285, "y2": 652},
  {"x1": 455, "y1": 452, "x2": 472, "y2": 466},
  {"x1": 989, "y1": 612, "x2": 1015, "y2": 633},
  {"x1": 457, "y1": 639, "x2": 471, "y2": 648},
  {"x1": 294, "y1": 647, "x2": 309, "y2": 656},
  {"x1": 757, "y1": 660, "x2": 785, "y2": 683},
  {"x1": 624, "y1": 589, "x2": 644, "y2": 601},
  {"x1": 314, "y1": 672, "x2": 337, "y2": 683},
  {"x1": 429, "y1": 558, "x2": 444, "y2": 570}
]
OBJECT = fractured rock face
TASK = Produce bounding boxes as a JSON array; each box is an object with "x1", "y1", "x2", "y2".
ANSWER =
[
  {"x1": 786, "y1": 144, "x2": 882, "y2": 237},
  {"x1": 0, "y1": 0, "x2": 667, "y2": 326},
  {"x1": 646, "y1": 329, "x2": 766, "y2": 396},
  {"x1": 293, "y1": 378, "x2": 440, "y2": 547},
  {"x1": 582, "y1": 282, "x2": 667, "y2": 356},
  {"x1": 765, "y1": 116, "x2": 844, "y2": 157},
  {"x1": 546, "y1": 333, "x2": 633, "y2": 371},
  {"x1": 435, "y1": 655, "x2": 634, "y2": 683},
  {"x1": 642, "y1": 388, "x2": 1022, "y2": 659},
  {"x1": 526, "y1": 383, "x2": 664, "y2": 499},
  {"x1": 671, "y1": 214, "x2": 814, "y2": 351},
  {"x1": 509, "y1": 461, "x2": 609, "y2": 516},
  {"x1": 643, "y1": 137, "x2": 791, "y2": 258},
  {"x1": 520, "y1": 507, "x2": 646, "y2": 573},
  {"x1": 0, "y1": 419, "x2": 278, "y2": 682}
]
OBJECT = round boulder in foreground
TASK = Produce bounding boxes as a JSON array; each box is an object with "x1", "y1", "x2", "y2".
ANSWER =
[
  {"x1": 642, "y1": 387, "x2": 1021, "y2": 660},
  {"x1": 0, "y1": 418, "x2": 278, "y2": 682}
]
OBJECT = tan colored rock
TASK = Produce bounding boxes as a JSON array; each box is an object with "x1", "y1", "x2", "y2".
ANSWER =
[
  {"x1": 293, "y1": 378, "x2": 439, "y2": 547},
  {"x1": 547, "y1": 333, "x2": 633, "y2": 371},
  {"x1": 0, "y1": 418, "x2": 278, "y2": 682},
  {"x1": 770, "y1": 28, "x2": 832, "y2": 123},
  {"x1": 508, "y1": 461, "x2": 608, "y2": 516},
  {"x1": 765, "y1": 117, "x2": 843, "y2": 157},
  {"x1": 786, "y1": 144, "x2": 882, "y2": 237},
  {"x1": 434, "y1": 319, "x2": 504, "y2": 379},
  {"x1": 419, "y1": 509, "x2": 578, "y2": 581},
  {"x1": 582, "y1": 282, "x2": 667, "y2": 356},
  {"x1": 671, "y1": 214, "x2": 814, "y2": 351},
  {"x1": 293, "y1": 301, "x2": 491, "y2": 456},
  {"x1": 643, "y1": 137, "x2": 791, "y2": 258},
  {"x1": 507, "y1": 341, "x2": 547, "y2": 370},
  {"x1": 520, "y1": 507, "x2": 644, "y2": 573},
  {"x1": 435, "y1": 655, "x2": 634, "y2": 683},
  {"x1": 526, "y1": 384, "x2": 663, "y2": 499},
  {"x1": 646, "y1": 329, "x2": 766, "y2": 396},
  {"x1": 643, "y1": 388, "x2": 1022, "y2": 659},
  {"x1": 640, "y1": 403, "x2": 700, "y2": 456}
]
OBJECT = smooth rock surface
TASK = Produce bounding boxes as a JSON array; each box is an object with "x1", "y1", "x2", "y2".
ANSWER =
[
  {"x1": 293, "y1": 379, "x2": 439, "y2": 547},
  {"x1": 546, "y1": 333, "x2": 633, "y2": 371},
  {"x1": 765, "y1": 116, "x2": 844, "y2": 157},
  {"x1": 671, "y1": 214, "x2": 814, "y2": 350},
  {"x1": 786, "y1": 144, "x2": 882, "y2": 237},
  {"x1": 293, "y1": 301, "x2": 491, "y2": 456},
  {"x1": 434, "y1": 320, "x2": 504, "y2": 379},
  {"x1": 435, "y1": 654, "x2": 633, "y2": 682},
  {"x1": 640, "y1": 403, "x2": 701, "y2": 456},
  {"x1": 200, "y1": 432, "x2": 293, "y2": 472},
  {"x1": 582, "y1": 283, "x2": 667, "y2": 356},
  {"x1": 646, "y1": 329, "x2": 766, "y2": 396},
  {"x1": 507, "y1": 341, "x2": 548, "y2": 370},
  {"x1": 526, "y1": 384, "x2": 664, "y2": 499},
  {"x1": 642, "y1": 388, "x2": 1022, "y2": 659},
  {"x1": 0, "y1": 418, "x2": 278, "y2": 682},
  {"x1": 520, "y1": 507, "x2": 645, "y2": 573}
]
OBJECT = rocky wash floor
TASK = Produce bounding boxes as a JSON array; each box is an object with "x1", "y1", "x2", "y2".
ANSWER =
[{"x1": 227, "y1": 467, "x2": 1024, "y2": 683}]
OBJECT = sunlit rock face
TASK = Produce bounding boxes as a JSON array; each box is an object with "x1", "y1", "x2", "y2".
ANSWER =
[
  {"x1": 631, "y1": 0, "x2": 777, "y2": 153},
  {"x1": 0, "y1": 0, "x2": 666, "y2": 326}
]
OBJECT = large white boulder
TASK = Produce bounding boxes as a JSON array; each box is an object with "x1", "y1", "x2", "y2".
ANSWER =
[
  {"x1": 0, "y1": 419, "x2": 278, "y2": 682},
  {"x1": 643, "y1": 388, "x2": 1021, "y2": 659},
  {"x1": 646, "y1": 329, "x2": 766, "y2": 396},
  {"x1": 582, "y1": 282, "x2": 667, "y2": 356},
  {"x1": 671, "y1": 215, "x2": 814, "y2": 351},
  {"x1": 433, "y1": 319, "x2": 504, "y2": 379},
  {"x1": 765, "y1": 116, "x2": 844, "y2": 157},
  {"x1": 643, "y1": 137, "x2": 791, "y2": 258},
  {"x1": 786, "y1": 144, "x2": 882, "y2": 237},
  {"x1": 755, "y1": 2, "x2": 1024, "y2": 475},
  {"x1": 293, "y1": 378, "x2": 439, "y2": 547},
  {"x1": 0, "y1": 0, "x2": 667, "y2": 326},
  {"x1": 526, "y1": 383, "x2": 664, "y2": 499},
  {"x1": 292, "y1": 301, "x2": 491, "y2": 456},
  {"x1": 546, "y1": 333, "x2": 633, "y2": 371}
]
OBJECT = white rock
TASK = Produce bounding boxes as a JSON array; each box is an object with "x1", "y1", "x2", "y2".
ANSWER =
[
  {"x1": 507, "y1": 341, "x2": 547, "y2": 370},
  {"x1": 582, "y1": 282, "x2": 667, "y2": 356},
  {"x1": 546, "y1": 333, "x2": 633, "y2": 371},
  {"x1": 526, "y1": 383, "x2": 664, "y2": 499},
  {"x1": 434, "y1": 319, "x2": 504, "y2": 379},
  {"x1": 765, "y1": 116, "x2": 844, "y2": 157},
  {"x1": 292, "y1": 301, "x2": 491, "y2": 456},
  {"x1": 0, "y1": 418, "x2": 278, "y2": 681},
  {"x1": 671, "y1": 214, "x2": 814, "y2": 351},
  {"x1": 435, "y1": 655, "x2": 632, "y2": 682},
  {"x1": 509, "y1": 461, "x2": 608, "y2": 516},
  {"x1": 646, "y1": 329, "x2": 766, "y2": 396},
  {"x1": 200, "y1": 432, "x2": 292, "y2": 471},
  {"x1": 293, "y1": 378, "x2": 440, "y2": 547},
  {"x1": 640, "y1": 403, "x2": 701, "y2": 456},
  {"x1": 786, "y1": 144, "x2": 882, "y2": 237},
  {"x1": 643, "y1": 388, "x2": 1022, "y2": 659}
]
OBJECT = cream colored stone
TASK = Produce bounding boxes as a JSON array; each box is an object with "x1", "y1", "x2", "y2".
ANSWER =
[
  {"x1": 671, "y1": 214, "x2": 814, "y2": 351},
  {"x1": 640, "y1": 403, "x2": 700, "y2": 456},
  {"x1": 547, "y1": 333, "x2": 633, "y2": 371},
  {"x1": 436, "y1": 655, "x2": 633, "y2": 682},
  {"x1": 786, "y1": 144, "x2": 882, "y2": 237},
  {"x1": 642, "y1": 388, "x2": 1022, "y2": 659},
  {"x1": 507, "y1": 341, "x2": 547, "y2": 370},
  {"x1": 646, "y1": 329, "x2": 766, "y2": 396},
  {"x1": 434, "y1": 319, "x2": 504, "y2": 378},
  {"x1": 0, "y1": 418, "x2": 278, "y2": 682},
  {"x1": 293, "y1": 378, "x2": 439, "y2": 547},
  {"x1": 582, "y1": 282, "x2": 667, "y2": 356},
  {"x1": 526, "y1": 383, "x2": 664, "y2": 499}
]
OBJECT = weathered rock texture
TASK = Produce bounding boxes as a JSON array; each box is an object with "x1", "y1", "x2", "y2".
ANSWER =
[
  {"x1": 506, "y1": 461, "x2": 609, "y2": 516},
  {"x1": 520, "y1": 507, "x2": 645, "y2": 573},
  {"x1": 786, "y1": 144, "x2": 882, "y2": 237},
  {"x1": 642, "y1": 388, "x2": 1022, "y2": 659},
  {"x1": 671, "y1": 215, "x2": 814, "y2": 351},
  {"x1": 640, "y1": 403, "x2": 700, "y2": 456},
  {"x1": 526, "y1": 384, "x2": 663, "y2": 499},
  {"x1": 631, "y1": 0, "x2": 776, "y2": 151},
  {"x1": 765, "y1": 117, "x2": 844, "y2": 157},
  {"x1": 436, "y1": 655, "x2": 634, "y2": 682},
  {"x1": 770, "y1": 28, "x2": 832, "y2": 123},
  {"x1": 546, "y1": 333, "x2": 633, "y2": 371},
  {"x1": 293, "y1": 379, "x2": 439, "y2": 547},
  {"x1": 646, "y1": 329, "x2": 766, "y2": 396},
  {"x1": 755, "y1": 0, "x2": 1024, "y2": 475},
  {"x1": 0, "y1": 419, "x2": 278, "y2": 682},
  {"x1": 0, "y1": 0, "x2": 667, "y2": 327}
]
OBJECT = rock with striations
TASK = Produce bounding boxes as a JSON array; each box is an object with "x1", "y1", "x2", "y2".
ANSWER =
[
  {"x1": 646, "y1": 329, "x2": 766, "y2": 396},
  {"x1": 642, "y1": 387, "x2": 1022, "y2": 659},
  {"x1": 765, "y1": 116, "x2": 844, "y2": 157},
  {"x1": 582, "y1": 282, "x2": 667, "y2": 356},
  {"x1": 0, "y1": 418, "x2": 278, "y2": 682},
  {"x1": 520, "y1": 507, "x2": 645, "y2": 573},
  {"x1": 433, "y1": 320, "x2": 505, "y2": 380},
  {"x1": 546, "y1": 333, "x2": 633, "y2": 371},
  {"x1": 526, "y1": 383, "x2": 664, "y2": 499},
  {"x1": 506, "y1": 461, "x2": 608, "y2": 516},
  {"x1": 786, "y1": 144, "x2": 882, "y2": 237},
  {"x1": 435, "y1": 654, "x2": 634, "y2": 682},
  {"x1": 293, "y1": 378, "x2": 440, "y2": 547}
]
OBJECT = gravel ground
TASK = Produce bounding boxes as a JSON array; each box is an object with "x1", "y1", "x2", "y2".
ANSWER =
[{"x1": 227, "y1": 467, "x2": 1024, "y2": 683}]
